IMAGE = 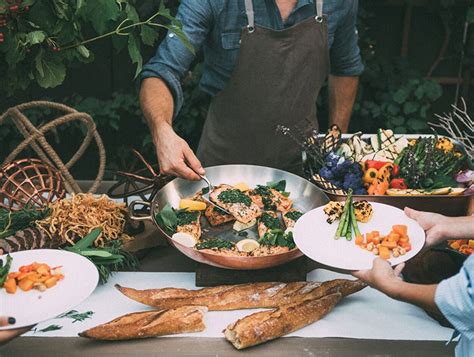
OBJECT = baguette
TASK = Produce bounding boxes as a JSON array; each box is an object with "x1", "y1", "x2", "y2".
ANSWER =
[
  {"x1": 115, "y1": 279, "x2": 366, "y2": 311},
  {"x1": 224, "y1": 293, "x2": 342, "y2": 349},
  {"x1": 79, "y1": 306, "x2": 207, "y2": 341}
]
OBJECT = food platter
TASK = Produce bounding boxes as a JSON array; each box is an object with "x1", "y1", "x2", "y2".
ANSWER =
[
  {"x1": 129, "y1": 164, "x2": 329, "y2": 270},
  {"x1": 0, "y1": 249, "x2": 98, "y2": 330},
  {"x1": 293, "y1": 202, "x2": 426, "y2": 271}
]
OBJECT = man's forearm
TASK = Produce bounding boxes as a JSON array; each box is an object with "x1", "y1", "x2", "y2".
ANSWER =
[
  {"x1": 328, "y1": 75, "x2": 359, "y2": 133},
  {"x1": 140, "y1": 77, "x2": 175, "y2": 132},
  {"x1": 385, "y1": 281, "x2": 441, "y2": 316}
]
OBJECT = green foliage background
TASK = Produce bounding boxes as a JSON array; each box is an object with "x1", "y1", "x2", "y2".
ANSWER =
[{"x1": 0, "y1": 0, "x2": 469, "y2": 179}]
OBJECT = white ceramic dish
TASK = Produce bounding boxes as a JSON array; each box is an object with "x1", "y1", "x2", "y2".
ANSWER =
[
  {"x1": 0, "y1": 249, "x2": 98, "y2": 330},
  {"x1": 293, "y1": 202, "x2": 425, "y2": 271}
]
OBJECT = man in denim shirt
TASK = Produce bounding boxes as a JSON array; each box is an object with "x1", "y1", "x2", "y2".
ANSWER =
[{"x1": 140, "y1": 0, "x2": 363, "y2": 179}]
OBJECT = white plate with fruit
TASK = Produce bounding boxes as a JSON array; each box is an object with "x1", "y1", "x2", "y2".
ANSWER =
[{"x1": 293, "y1": 200, "x2": 425, "y2": 271}]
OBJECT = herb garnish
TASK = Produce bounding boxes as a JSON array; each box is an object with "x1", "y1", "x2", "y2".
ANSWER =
[
  {"x1": 57, "y1": 310, "x2": 94, "y2": 323},
  {"x1": 0, "y1": 206, "x2": 51, "y2": 239},
  {"x1": 195, "y1": 238, "x2": 235, "y2": 250},
  {"x1": 155, "y1": 203, "x2": 178, "y2": 236},
  {"x1": 213, "y1": 206, "x2": 229, "y2": 215},
  {"x1": 34, "y1": 324, "x2": 63, "y2": 333},
  {"x1": 218, "y1": 189, "x2": 252, "y2": 207},
  {"x1": 0, "y1": 255, "x2": 12, "y2": 287},
  {"x1": 260, "y1": 212, "x2": 281, "y2": 229},
  {"x1": 258, "y1": 229, "x2": 296, "y2": 249},
  {"x1": 285, "y1": 210, "x2": 303, "y2": 222},
  {"x1": 176, "y1": 210, "x2": 199, "y2": 226}
]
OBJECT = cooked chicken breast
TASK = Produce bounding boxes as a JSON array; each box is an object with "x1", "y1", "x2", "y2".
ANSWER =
[
  {"x1": 204, "y1": 205, "x2": 235, "y2": 226},
  {"x1": 210, "y1": 184, "x2": 261, "y2": 224}
]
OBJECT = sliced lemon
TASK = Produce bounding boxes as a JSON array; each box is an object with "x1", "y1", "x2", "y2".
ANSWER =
[
  {"x1": 179, "y1": 199, "x2": 207, "y2": 211},
  {"x1": 233, "y1": 218, "x2": 257, "y2": 232},
  {"x1": 171, "y1": 232, "x2": 197, "y2": 248},
  {"x1": 233, "y1": 182, "x2": 250, "y2": 191},
  {"x1": 448, "y1": 187, "x2": 466, "y2": 196},
  {"x1": 430, "y1": 187, "x2": 451, "y2": 195},
  {"x1": 236, "y1": 239, "x2": 260, "y2": 253}
]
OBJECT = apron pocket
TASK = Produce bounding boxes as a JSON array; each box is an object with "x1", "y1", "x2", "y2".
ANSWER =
[{"x1": 221, "y1": 32, "x2": 241, "y2": 50}]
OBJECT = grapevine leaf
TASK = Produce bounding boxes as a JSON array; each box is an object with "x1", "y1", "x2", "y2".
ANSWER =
[
  {"x1": 34, "y1": 50, "x2": 66, "y2": 88},
  {"x1": 81, "y1": 1, "x2": 121, "y2": 34},
  {"x1": 127, "y1": 33, "x2": 143, "y2": 79},
  {"x1": 140, "y1": 25, "x2": 158, "y2": 47},
  {"x1": 26, "y1": 31, "x2": 47, "y2": 45}
]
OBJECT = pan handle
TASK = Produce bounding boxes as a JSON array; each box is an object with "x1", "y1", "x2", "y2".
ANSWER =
[{"x1": 128, "y1": 200, "x2": 153, "y2": 222}]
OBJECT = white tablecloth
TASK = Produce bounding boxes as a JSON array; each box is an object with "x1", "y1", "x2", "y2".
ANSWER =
[{"x1": 25, "y1": 269, "x2": 454, "y2": 340}]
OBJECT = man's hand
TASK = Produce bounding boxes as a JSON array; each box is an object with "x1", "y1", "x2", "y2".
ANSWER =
[
  {"x1": 0, "y1": 317, "x2": 32, "y2": 346},
  {"x1": 154, "y1": 124, "x2": 205, "y2": 181},
  {"x1": 404, "y1": 207, "x2": 450, "y2": 248},
  {"x1": 352, "y1": 258, "x2": 405, "y2": 295}
]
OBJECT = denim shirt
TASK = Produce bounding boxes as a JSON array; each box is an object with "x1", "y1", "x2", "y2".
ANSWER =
[
  {"x1": 141, "y1": 0, "x2": 364, "y2": 117},
  {"x1": 435, "y1": 255, "x2": 474, "y2": 356}
]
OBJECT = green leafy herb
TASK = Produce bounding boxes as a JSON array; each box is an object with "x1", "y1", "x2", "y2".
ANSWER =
[
  {"x1": 0, "y1": 206, "x2": 51, "y2": 239},
  {"x1": 285, "y1": 210, "x2": 303, "y2": 222},
  {"x1": 260, "y1": 212, "x2": 281, "y2": 230},
  {"x1": 195, "y1": 239, "x2": 235, "y2": 250},
  {"x1": 0, "y1": 255, "x2": 13, "y2": 287},
  {"x1": 258, "y1": 229, "x2": 295, "y2": 249},
  {"x1": 34, "y1": 324, "x2": 63, "y2": 333},
  {"x1": 213, "y1": 206, "x2": 228, "y2": 215},
  {"x1": 65, "y1": 229, "x2": 139, "y2": 284},
  {"x1": 266, "y1": 180, "x2": 287, "y2": 193},
  {"x1": 176, "y1": 210, "x2": 199, "y2": 226},
  {"x1": 155, "y1": 203, "x2": 178, "y2": 235},
  {"x1": 57, "y1": 310, "x2": 94, "y2": 323},
  {"x1": 217, "y1": 189, "x2": 252, "y2": 207}
]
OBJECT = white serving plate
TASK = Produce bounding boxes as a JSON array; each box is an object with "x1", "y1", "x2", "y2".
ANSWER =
[
  {"x1": 0, "y1": 249, "x2": 98, "y2": 330},
  {"x1": 293, "y1": 202, "x2": 426, "y2": 271}
]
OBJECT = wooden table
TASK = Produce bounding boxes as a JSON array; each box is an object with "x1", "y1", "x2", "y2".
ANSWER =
[{"x1": 2, "y1": 246, "x2": 455, "y2": 357}]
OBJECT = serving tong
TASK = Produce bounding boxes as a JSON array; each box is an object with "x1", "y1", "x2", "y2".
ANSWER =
[
  {"x1": 198, "y1": 174, "x2": 231, "y2": 215},
  {"x1": 107, "y1": 149, "x2": 231, "y2": 215}
]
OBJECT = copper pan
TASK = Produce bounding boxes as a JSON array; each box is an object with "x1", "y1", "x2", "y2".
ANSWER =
[{"x1": 129, "y1": 164, "x2": 329, "y2": 270}]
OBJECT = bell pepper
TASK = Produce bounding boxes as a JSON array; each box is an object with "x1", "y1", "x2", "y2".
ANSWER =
[
  {"x1": 392, "y1": 164, "x2": 400, "y2": 177},
  {"x1": 363, "y1": 168, "x2": 378, "y2": 184},
  {"x1": 390, "y1": 178, "x2": 407, "y2": 190},
  {"x1": 366, "y1": 160, "x2": 388, "y2": 171}
]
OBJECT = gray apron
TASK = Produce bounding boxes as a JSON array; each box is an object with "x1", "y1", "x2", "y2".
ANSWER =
[{"x1": 197, "y1": 0, "x2": 329, "y2": 175}]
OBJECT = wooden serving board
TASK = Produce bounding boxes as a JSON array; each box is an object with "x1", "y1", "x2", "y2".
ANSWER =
[{"x1": 195, "y1": 256, "x2": 307, "y2": 287}]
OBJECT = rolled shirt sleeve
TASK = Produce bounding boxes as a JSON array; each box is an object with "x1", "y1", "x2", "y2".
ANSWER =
[
  {"x1": 435, "y1": 255, "x2": 474, "y2": 341},
  {"x1": 329, "y1": 0, "x2": 364, "y2": 76},
  {"x1": 139, "y1": 0, "x2": 213, "y2": 117}
]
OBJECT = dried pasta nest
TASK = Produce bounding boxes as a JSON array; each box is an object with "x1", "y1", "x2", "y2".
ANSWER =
[{"x1": 36, "y1": 193, "x2": 132, "y2": 247}]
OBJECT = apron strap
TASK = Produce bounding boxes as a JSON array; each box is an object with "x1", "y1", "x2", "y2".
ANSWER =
[
  {"x1": 244, "y1": 0, "x2": 323, "y2": 30},
  {"x1": 244, "y1": 0, "x2": 255, "y2": 33},
  {"x1": 315, "y1": 0, "x2": 324, "y2": 23}
]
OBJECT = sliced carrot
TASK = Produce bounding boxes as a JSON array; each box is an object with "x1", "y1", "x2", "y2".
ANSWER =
[
  {"x1": 44, "y1": 276, "x2": 58, "y2": 288},
  {"x1": 392, "y1": 225, "x2": 408, "y2": 236},
  {"x1": 379, "y1": 246, "x2": 390, "y2": 260},
  {"x1": 18, "y1": 279, "x2": 34, "y2": 292},
  {"x1": 4, "y1": 278, "x2": 17, "y2": 294},
  {"x1": 7, "y1": 272, "x2": 19, "y2": 279},
  {"x1": 355, "y1": 235, "x2": 365, "y2": 245}
]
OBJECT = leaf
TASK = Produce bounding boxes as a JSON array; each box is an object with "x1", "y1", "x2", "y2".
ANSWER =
[
  {"x1": 140, "y1": 25, "x2": 158, "y2": 47},
  {"x1": 393, "y1": 88, "x2": 409, "y2": 104},
  {"x1": 76, "y1": 45, "x2": 90, "y2": 58},
  {"x1": 422, "y1": 80, "x2": 442, "y2": 100},
  {"x1": 266, "y1": 180, "x2": 287, "y2": 192},
  {"x1": 468, "y1": 6, "x2": 474, "y2": 23},
  {"x1": 162, "y1": 24, "x2": 195, "y2": 55},
  {"x1": 78, "y1": 250, "x2": 114, "y2": 258},
  {"x1": 81, "y1": 1, "x2": 120, "y2": 34},
  {"x1": 390, "y1": 116, "x2": 405, "y2": 126},
  {"x1": 26, "y1": 31, "x2": 47, "y2": 45},
  {"x1": 403, "y1": 101, "x2": 419, "y2": 115},
  {"x1": 127, "y1": 33, "x2": 143, "y2": 79},
  {"x1": 409, "y1": 119, "x2": 427, "y2": 131},
  {"x1": 34, "y1": 50, "x2": 67, "y2": 88},
  {"x1": 69, "y1": 228, "x2": 102, "y2": 251},
  {"x1": 155, "y1": 203, "x2": 177, "y2": 235}
]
